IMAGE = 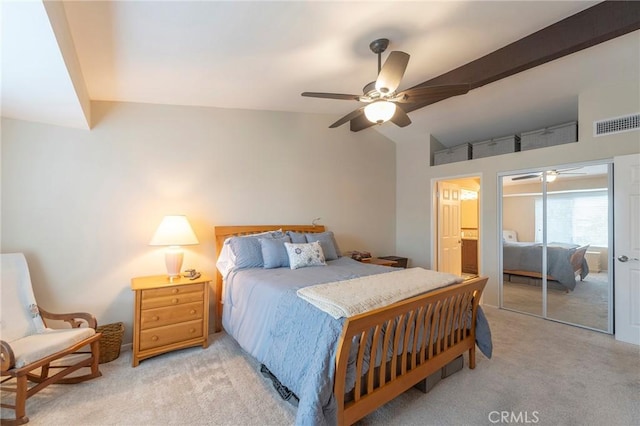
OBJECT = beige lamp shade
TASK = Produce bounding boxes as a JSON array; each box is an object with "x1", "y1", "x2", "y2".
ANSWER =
[
  {"x1": 149, "y1": 215, "x2": 199, "y2": 246},
  {"x1": 149, "y1": 215, "x2": 199, "y2": 279}
]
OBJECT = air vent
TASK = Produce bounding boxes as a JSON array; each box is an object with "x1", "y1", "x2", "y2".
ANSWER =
[{"x1": 593, "y1": 113, "x2": 640, "y2": 137}]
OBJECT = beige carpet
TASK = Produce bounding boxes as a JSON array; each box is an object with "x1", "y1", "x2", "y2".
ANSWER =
[
  {"x1": 503, "y1": 272, "x2": 610, "y2": 331},
  {"x1": 2, "y1": 307, "x2": 638, "y2": 426}
]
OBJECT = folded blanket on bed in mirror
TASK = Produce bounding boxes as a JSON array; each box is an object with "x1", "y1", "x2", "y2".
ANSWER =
[{"x1": 296, "y1": 267, "x2": 463, "y2": 319}]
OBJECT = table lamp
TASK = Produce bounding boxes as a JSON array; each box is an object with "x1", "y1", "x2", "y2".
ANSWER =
[{"x1": 149, "y1": 215, "x2": 199, "y2": 280}]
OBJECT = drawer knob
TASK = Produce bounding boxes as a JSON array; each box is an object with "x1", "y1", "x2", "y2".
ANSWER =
[
  {"x1": 172, "y1": 298, "x2": 179, "y2": 304},
  {"x1": 189, "y1": 328, "x2": 196, "y2": 333},
  {"x1": 190, "y1": 309, "x2": 196, "y2": 315},
  {"x1": 151, "y1": 335, "x2": 159, "y2": 341},
  {"x1": 172, "y1": 288, "x2": 179, "y2": 294},
  {"x1": 152, "y1": 316, "x2": 159, "y2": 321}
]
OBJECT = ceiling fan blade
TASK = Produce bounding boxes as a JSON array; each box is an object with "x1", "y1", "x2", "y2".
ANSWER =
[
  {"x1": 395, "y1": 84, "x2": 470, "y2": 103},
  {"x1": 390, "y1": 105, "x2": 411, "y2": 127},
  {"x1": 350, "y1": 112, "x2": 374, "y2": 132},
  {"x1": 375, "y1": 51, "x2": 410, "y2": 94},
  {"x1": 511, "y1": 174, "x2": 541, "y2": 181},
  {"x1": 329, "y1": 108, "x2": 365, "y2": 128},
  {"x1": 301, "y1": 92, "x2": 361, "y2": 101}
]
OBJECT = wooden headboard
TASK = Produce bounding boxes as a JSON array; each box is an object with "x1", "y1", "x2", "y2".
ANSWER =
[{"x1": 213, "y1": 225, "x2": 326, "y2": 332}]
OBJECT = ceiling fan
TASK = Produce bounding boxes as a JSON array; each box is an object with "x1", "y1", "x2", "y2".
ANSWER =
[
  {"x1": 511, "y1": 168, "x2": 586, "y2": 182},
  {"x1": 301, "y1": 38, "x2": 470, "y2": 131}
]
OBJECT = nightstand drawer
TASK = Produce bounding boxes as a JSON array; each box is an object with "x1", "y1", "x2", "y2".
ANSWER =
[
  {"x1": 141, "y1": 291, "x2": 203, "y2": 310},
  {"x1": 141, "y1": 283, "x2": 202, "y2": 299},
  {"x1": 140, "y1": 302, "x2": 203, "y2": 330},
  {"x1": 139, "y1": 319, "x2": 203, "y2": 351}
]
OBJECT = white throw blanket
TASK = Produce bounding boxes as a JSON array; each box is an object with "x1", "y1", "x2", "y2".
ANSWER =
[{"x1": 296, "y1": 268, "x2": 463, "y2": 319}]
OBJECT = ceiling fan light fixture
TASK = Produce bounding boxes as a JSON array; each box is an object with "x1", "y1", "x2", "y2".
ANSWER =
[
  {"x1": 364, "y1": 100, "x2": 396, "y2": 124},
  {"x1": 542, "y1": 171, "x2": 558, "y2": 182}
]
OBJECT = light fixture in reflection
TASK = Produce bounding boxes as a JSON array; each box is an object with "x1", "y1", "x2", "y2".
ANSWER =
[{"x1": 541, "y1": 171, "x2": 558, "y2": 183}]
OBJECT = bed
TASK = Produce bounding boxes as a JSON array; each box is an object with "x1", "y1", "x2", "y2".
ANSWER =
[
  {"x1": 503, "y1": 241, "x2": 590, "y2": 291},
  {"x1": 214, "y1": 225, "x2": 490, "y2": 426}
]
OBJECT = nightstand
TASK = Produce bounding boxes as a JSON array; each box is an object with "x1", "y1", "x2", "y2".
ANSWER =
[
  {"x1": 377, "y1": 256, "x2": 408, "y2": 268},
  {"x1": 130, "y1": 274, "x2": 211, "y2": 367},
  {"x1": 361, "y1": 258, "x2": 398, "y2": 267}
]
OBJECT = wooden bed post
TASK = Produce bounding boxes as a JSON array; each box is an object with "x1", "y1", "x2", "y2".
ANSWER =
[{"x1": 468, "y1": 345, "x2": 476, "y2": 369}]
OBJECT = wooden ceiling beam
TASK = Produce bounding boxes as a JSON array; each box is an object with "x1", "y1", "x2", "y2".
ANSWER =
[
  {"x1": 403, "y1": 0, "x2": 640, "y2": 114},
  {"x1": 354, "y1": 0, "x2": 640, "y2": 130}
]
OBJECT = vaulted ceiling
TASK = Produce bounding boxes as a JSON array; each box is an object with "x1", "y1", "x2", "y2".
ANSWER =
[{"x1": 2, "y1": 1, "x2": 638, "y2": 146}]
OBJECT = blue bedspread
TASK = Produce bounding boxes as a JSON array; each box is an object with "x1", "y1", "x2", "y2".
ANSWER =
[{"x1": 223, "y1": 258, "x2": 492, "y2": 425}]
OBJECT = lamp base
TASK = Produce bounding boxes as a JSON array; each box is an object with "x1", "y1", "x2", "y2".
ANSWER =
[{"x1": 165, "y1": 247, "x2": 184, "y2": 280}]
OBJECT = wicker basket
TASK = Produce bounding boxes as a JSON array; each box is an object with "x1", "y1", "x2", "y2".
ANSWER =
[{"x1": 96, "y1": 322, "x2": 124, "y2": 364}]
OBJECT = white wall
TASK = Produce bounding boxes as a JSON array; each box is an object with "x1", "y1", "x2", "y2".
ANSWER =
[
  {"x1": 1, "y1": 101, "x2": 397, "y2": 342},
  {"x1": 502, "y1": 196, "x2": 536, "y2": 242},
  {"x1": 396, "y1": 78, "x2": 640, "y2": 307}
]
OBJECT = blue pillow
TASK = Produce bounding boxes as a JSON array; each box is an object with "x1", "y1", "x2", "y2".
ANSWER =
[
  {"x1": 305, "y1": 231, "x2": 341, "y2": 260},
  {"x1": 260, "y1": 236, "x2": 292, "y2": 269},
  {"x1": 268, "y1": 230, "x2": 285, "y2": 238},
  {"x1": 229, "y1": 236, "x2": 264, "y2": 269},
  {"x1": 286, "y1": 231, "x2": 307, "y2": 243}
]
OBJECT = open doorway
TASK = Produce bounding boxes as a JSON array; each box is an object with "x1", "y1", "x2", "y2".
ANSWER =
[{"x1": 433, "y1": 175, "x2": 481, "y2": 278}]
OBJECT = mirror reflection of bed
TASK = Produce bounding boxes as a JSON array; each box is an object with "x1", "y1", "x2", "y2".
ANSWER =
[{"x1": 500, "y1": 163, "x2": 611, "y2": 332}]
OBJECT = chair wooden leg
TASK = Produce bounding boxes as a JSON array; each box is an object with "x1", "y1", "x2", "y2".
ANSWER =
[
  {"x1": 6, "y1": 375, "x2": 30, "y2": 425},
  {"x1": 89, "y1": 340, "x2": 101, "y2": 379},
  {"x1": 39, "y1": 365, "x2": 49, "y2": 380}
]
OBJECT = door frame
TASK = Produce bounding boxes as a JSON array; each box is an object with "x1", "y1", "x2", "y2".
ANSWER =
[
  {"x1": 613, "y1": 153, "x2": 640, "y2": 344},
  {"x1": 431, "y1": 173, "x2": 483, "y2": 274}
]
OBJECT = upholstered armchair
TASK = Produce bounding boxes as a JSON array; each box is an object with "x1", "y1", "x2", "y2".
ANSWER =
[{"x1": 1, "y1": 253, "x2": 102, "y2": 425}]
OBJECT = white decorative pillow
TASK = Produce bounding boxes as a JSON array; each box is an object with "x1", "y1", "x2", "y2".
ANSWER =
[
  {"x1": 502, "y1": 230, "x2": 518, "y2": 242},
  {"x1": 284, "y1": 241, "x2": 326, "y2": 270}
]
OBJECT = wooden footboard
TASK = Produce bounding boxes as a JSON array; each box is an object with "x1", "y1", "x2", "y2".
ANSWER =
[{"x1": 334, "y1": 276, "x2": 487, "y2": 426}]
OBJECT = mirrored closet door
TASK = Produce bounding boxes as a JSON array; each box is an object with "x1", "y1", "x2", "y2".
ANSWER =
[{"x1": 500, "y1": 162, "x2": 612, "y2": 333}]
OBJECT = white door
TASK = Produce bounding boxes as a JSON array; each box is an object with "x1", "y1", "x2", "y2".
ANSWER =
[
  {"x1": 437, "y1": 181, "x2": 462, "y2": 275},
  {"x1": 614, "y1": 153, "x2": 640, "y2": 345}
]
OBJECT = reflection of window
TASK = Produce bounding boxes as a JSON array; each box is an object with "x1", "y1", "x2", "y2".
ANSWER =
[{"x1": 535, "y1": 190, "x2": 608, "y2": 246}]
